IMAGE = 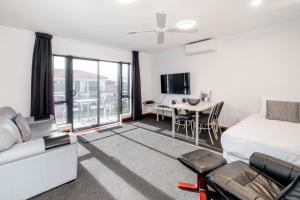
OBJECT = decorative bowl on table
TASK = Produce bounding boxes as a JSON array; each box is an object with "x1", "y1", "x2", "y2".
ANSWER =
[{"x1": 187, "y1": 98, "x2": 200, "y2": 106}]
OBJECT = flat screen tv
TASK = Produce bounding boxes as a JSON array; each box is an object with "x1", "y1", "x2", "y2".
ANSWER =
[{"x1": 161, "y1": 73, "x2": 190, "y2": 94}]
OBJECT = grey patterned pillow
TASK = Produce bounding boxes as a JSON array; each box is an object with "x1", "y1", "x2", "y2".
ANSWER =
[
  {"x1": 14, "y1": 114, "x2": 31, "y2": 142},
  {"x1": 266, "y1": 100, "x2": 300, "y2": 123}
]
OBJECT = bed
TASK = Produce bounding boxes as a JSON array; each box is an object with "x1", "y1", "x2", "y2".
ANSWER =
[{"x1": 221, "y1": 114, "x2": 300, "y2": 165}]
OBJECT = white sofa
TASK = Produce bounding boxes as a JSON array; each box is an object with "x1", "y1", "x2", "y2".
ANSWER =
[{"x1": 0, "y1": 107, "x2": 78, "y2": 200}]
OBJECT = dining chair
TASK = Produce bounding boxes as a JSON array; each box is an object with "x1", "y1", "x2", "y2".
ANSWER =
[
  {"x1": 172, "y1": 100, "x2": 194, "y2": 139},
  {"x1": 194, "y1": 103, "x2": 219, "y2": 145},
  {"x1": 212, "y1": 101, "x2": 224, "y2": 137}
]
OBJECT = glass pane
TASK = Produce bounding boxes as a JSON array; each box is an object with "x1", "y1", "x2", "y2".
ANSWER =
[
  {"x1": 73, "y1": 59, "x2": 98, "y2": 129},
  {"x1": 54, "y1": 104, "x2": 67, "y2": 124},
  {"x1": 99, "y1": 62, "x2": 119, "y2": 125},
  {"x1": 122, "y1": 63, "x2": 131, "y2": 114},
  {"x1": 122, "y1": 64, "x2": 129, "y2": 96},
  {"x1": 53, "y1": 56, "x2": 66, "y2": 102},
  {"x1": 122, "y1": 98, "x2": 130, "y2": 114}
]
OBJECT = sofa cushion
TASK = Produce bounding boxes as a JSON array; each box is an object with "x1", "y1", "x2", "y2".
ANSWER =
[
  {"x1": 14, "y1": 114, "x2": 31, "y2": 142},
  {"x1": 0, "y1": 115, "x2": 22, "y2": 152},
  {"x1": 0, "y1": 107, "x2": 17, "y2": 120},
  {"x1": 266, "y1": 100, "x2": 300, "y2": 123}
]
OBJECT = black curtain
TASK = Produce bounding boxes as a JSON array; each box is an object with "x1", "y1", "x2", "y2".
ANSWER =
[
  {"x1": 30, "y1": 32, "x2": 54, "y2": 117},
  {"x1": 131, "y1": 51, "x2": 142, "y2": 120}
]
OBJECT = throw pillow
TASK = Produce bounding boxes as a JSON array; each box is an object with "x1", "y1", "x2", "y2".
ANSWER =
[
  {"x1": 14, "y1": 114, "x2": 31, "y2": 142},
  {"x1": 266, "y1": 100, "x2": 300, "y2": 123}
]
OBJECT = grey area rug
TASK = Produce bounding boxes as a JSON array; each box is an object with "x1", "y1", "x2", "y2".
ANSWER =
[
  {"x1": 112, "y1": 124, "x2": 137, "y2": 133},
  {"x1": 78, "y1": 131, "x2": 117, "y2": 143},
  {"x1": 131, "y1": 122, "x2": 160, "y2": 131},
  {"x1": 32, "y1": 128, "x2": 207, "y2": 200}
]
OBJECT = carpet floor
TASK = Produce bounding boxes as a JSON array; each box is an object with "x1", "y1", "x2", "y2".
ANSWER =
[
  {"x1": 32, "y1": 127, "x2": 220, "y2": 200},
  {"x1": 32, "y1": 115, "x2": 223, "y2": 200},
  {"x1": 127, "y1": 115, "x2": 223, "y2": 152}
]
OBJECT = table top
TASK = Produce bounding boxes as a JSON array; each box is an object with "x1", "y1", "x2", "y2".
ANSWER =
[{"x1": 168, "y1": 102, "x2": 216, "y2": 112}]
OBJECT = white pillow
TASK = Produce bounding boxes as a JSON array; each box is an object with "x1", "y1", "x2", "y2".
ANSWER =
[
  {"x1": 0, "y1": 116, "x2": 22, "y2": 152},
  {"x1": 260, "y1": 96, "x2": 300, "y2": 117}
]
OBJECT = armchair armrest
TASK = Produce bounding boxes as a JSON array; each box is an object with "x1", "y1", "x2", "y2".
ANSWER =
[
  {"x1": 276, "y1": 175, "x2": 300, "y2": 200},
  {"x1": 250, "y1": 153, "x2": 300, "y2": 187},
  {"x1": 0, "y1": 139, "x2": 45, "y2": 165}
]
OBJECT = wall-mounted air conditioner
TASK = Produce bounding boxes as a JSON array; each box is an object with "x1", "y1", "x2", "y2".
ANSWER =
[{"x1": 185, "y1": 39, "x2": 217, "y2": 55}]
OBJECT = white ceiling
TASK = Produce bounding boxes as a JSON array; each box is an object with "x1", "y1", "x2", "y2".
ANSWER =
[{"x1": 0, "y1": 0, "x2": 300, "y2": 52}]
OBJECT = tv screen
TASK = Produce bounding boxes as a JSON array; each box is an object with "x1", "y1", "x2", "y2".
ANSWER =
[{"x1": 161, "y1": 73, "x2": 190, "y2": 94}]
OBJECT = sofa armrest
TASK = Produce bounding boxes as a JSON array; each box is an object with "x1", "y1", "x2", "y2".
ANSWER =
[
  {"x1": 0, "y1": 139, "x2": 45, "y2": 165},
  {"x1": 250, "y1": 153, "x2": 300, "y2": 186},
  {"x1": 0, "y1": 132, "x2": 77, "y2": 166}
]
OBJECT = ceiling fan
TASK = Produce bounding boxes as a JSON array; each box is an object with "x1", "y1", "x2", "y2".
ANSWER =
[{"x1": 127, "y1": 13, "x2": 199, "y2": 44}]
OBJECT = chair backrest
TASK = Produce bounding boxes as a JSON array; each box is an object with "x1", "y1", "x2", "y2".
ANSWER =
[
  {"x1": 215, "y1": 102, "x2": 224, "y2": 120},
  {"x1": 208, "y1": 104, "x2": 219, "y2": 123},
  {"x1": 172, "y1": 100, "x2": 178, "y2": 115}
]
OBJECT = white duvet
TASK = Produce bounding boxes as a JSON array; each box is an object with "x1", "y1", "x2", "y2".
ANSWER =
[{"x1": 221, "y1": 114, "x2": 300, "y2": 166}]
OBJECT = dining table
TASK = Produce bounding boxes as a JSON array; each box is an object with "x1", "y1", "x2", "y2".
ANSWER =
[{"x1": 168, "y1": 101, "x2": 216, "y2": 145}]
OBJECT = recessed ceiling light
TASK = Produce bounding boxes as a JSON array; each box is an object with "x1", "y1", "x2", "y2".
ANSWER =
[
  {"x1": 251, "y1": 0, "x2": 263, "y2": 7},
  {"x1": 176, "y1": 20, "x2": 197, "y2": 30},
  {"x1": 118, "y1": 0, "x2": 135, "y2": 4}
]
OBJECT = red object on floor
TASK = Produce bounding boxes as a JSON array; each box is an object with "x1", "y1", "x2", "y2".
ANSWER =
[
  {"x1": 177, "y1": 175, "x2": 207, "y2": 200},
  {"x1": 177, "y1": 182, "x2": 198, "y2": 190}
]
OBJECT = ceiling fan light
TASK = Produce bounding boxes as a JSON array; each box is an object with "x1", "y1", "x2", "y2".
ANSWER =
[
  {"x1": 118, "y1": 0, "x2": 135, "y2": 4},
  {"x1": 251, "y1": 0, "x2": 263, "y2": 7},
  {"x1": 176, "y1": 20, "x2": 197, "y2": 30}
]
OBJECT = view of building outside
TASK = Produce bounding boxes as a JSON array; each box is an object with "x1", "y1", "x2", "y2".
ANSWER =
[
  {"x1": 121, "y1": 63, "x2": 131, "y2": 114},
  {"x1": 53, "y1": 56, "x2": 131, "y2": 127},
  {"x1": 53, "y1": 56, "x2": 67, "y2": 125}
]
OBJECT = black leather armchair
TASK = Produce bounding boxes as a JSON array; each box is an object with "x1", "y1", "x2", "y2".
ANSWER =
[{"x1": 177, "y1": 150, "x2": 300, "y2": 200}]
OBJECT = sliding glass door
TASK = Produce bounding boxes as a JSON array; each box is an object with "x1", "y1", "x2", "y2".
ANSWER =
[
  {"x1": 99, "y1": 61, "x2": 120, "y2": 125},
  {"x1": 72, "y1": 58, "x2": 99, "y2": 130},
  {"x1": 53, "y1": 55, "x2": 130, "y2": 131}
]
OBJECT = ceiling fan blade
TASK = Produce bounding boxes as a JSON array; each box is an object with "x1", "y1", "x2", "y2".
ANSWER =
[
  {"x1": 156, "y1": 13, "x2": 166, "y2": 29},
  {"x1": 127, "y1": 30, "x2": 156, "y2": 34},
  {"x1": 166, "y1": 28, "x2": 199, "y2": 33},
  {"x1": 157, "y1": 32, "x2": 164, "y2": 44}
]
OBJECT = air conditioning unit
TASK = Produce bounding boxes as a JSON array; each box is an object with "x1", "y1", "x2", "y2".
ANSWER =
[{"x1": 185, "y1": 39, "x2": 217, "y2": 55}]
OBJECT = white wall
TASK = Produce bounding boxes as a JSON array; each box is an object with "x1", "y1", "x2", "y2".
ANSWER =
[
  {"x1": 0, "y1": 25, "x2": 152, "y2": 117},
  {"x1": 0, "y1": 26, "x2": 34, "y2": 116},
  {"x1": 150, "y1": 19, "x2": 300, "y2": 126}
]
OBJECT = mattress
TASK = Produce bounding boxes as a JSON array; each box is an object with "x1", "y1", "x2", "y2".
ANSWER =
[{"x1": 221, "y1": 114, "x2": 300, "y2": 165}]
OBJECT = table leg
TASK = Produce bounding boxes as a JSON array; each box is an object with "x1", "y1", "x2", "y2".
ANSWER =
[
  {"x1": 156, "y1": 110, "x2": 159, "y2": 122},
  {"x1": 172, "y1": 108, "x2": 175, "y2": 138},
  {"x1": 195, "y1": 111, "x2": 199, "y2": 145}
]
